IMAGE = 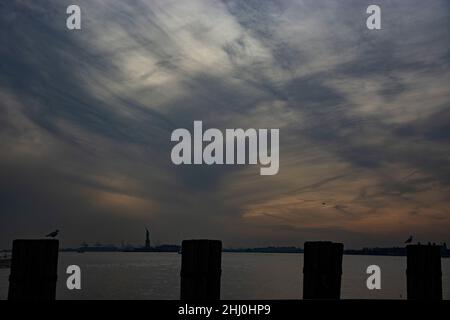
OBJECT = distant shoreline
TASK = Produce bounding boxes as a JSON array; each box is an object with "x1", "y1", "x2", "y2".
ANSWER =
[
  {"x1": 51, "y1": 246, "x2": 449, "y2": 258},
  {"x1": 3, "y1": 245, "x2": 449, "y2": 258}
]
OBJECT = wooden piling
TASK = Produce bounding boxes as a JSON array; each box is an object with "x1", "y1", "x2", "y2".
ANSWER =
[
  {"x1": 407, "y1": 244, "x2": 442, "y2": 300},
  {"x1": 180, "y1": 239, "x2": 222, "y2": 301},
  {"x1": 303, "y1": 241, "x2": 343, "y2": 299},
  {"x1": 8, "y1": 239, "x2": 59, "y2": 300}
]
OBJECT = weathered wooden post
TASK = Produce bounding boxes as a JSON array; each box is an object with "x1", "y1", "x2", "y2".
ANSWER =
[
  {"x1": 407, "y1": 244, "x2": 442, "y2": 300},
  {"x1": 180, "y1": 239, "x2": 222, "y2": 301},
  {"x1": 8, "y1": 239, "x2": 59, "y2": 300},
  {"x1": 303, "y1": 241, "x2": 343, "y2": 299}
]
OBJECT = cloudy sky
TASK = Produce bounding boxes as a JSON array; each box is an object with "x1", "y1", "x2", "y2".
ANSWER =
[{"x1": 1, "y1": 0, "x2": 449, "y2": 249}]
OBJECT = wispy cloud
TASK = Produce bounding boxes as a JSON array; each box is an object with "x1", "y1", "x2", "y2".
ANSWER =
[{"x1": 1, "y1": 0, "x2": 449, "y2": 248}]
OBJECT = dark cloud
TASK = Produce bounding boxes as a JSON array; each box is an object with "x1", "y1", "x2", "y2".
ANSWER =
[{"x1": 1, "y1": 0, "x2": 449, "y2": 249}]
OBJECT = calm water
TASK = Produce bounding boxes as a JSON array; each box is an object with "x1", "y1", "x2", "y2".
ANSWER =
[{"x1": 0, "y1": 252, "x2": 449, "y2": 300}]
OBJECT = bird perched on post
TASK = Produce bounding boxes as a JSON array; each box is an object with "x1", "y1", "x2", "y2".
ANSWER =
[
  {"x1": 46, "y1": 230, "x2": 59, "y2": 238},
  {"x1": 404, "y1": 235, "x2": 413, "y2": 244}
]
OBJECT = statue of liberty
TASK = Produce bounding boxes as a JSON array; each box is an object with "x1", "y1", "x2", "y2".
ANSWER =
[{"x1": 145, "y1": 228, "x2": 151, "y2": 249}]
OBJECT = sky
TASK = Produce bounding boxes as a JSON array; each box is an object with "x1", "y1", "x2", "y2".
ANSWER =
[{"x1": 0, "y1": 0, "x2": 449, "y2": 249}]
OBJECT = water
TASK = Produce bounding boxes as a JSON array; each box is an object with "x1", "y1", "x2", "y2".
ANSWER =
[{"x1": 0, "y1": 252, "x2": 449, "y2": 300}]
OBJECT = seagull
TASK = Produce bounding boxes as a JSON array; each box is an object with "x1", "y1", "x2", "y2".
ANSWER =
[
  {"x1": 46, "y1": 230, "x2": 59, "y2": 238},
  {"x1": 404, "y1": 235, "x2": 413, "y2": 244}
]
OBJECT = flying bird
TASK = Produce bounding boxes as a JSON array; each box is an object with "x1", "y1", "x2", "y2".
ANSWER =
[
  {"x1": 46, "y1": 230, "x2": 59, "y2": 238},
  {"x1": 404, "y1": 235, "x2": 413, "y2": 244}
]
